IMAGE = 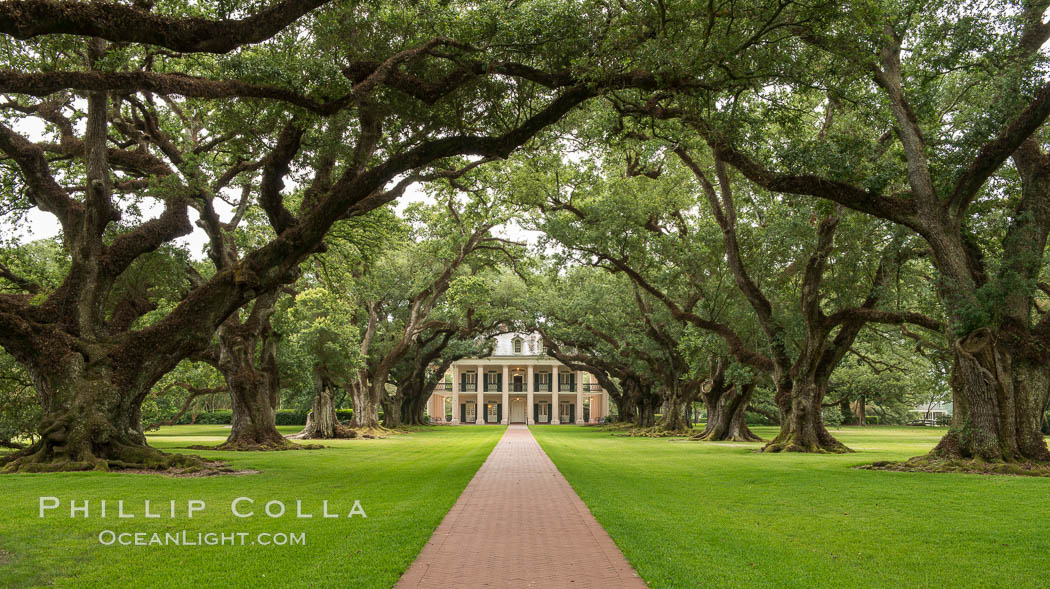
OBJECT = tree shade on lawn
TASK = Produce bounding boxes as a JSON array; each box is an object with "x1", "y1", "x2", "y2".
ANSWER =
[
  {"x1": 0, "y1": 426, "x2": 504, "y2": 588},
  {"x1": 532, "y1": 426, "x2": 1050, "y2": 589}
]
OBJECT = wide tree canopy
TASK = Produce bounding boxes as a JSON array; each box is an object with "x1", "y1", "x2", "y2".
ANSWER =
[{"x1": 1, "y1": 0, "x2": 1049, "y2": 477}]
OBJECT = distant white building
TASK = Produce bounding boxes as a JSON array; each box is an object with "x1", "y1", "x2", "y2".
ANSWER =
[
  {"x1": 428, "y1": 332, "x2": 609, "y2": 425},
  {"x1": 910, "y1": 401, "x2": 952, "y2": 423}
]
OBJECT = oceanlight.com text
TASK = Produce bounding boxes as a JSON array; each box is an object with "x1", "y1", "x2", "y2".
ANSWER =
[{"x1": 97, "y1": 530, "x2": 307, "y2": 547}]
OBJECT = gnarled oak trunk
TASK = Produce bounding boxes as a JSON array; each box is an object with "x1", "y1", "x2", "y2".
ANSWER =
[
  {"x1": 694, "y1": 382, "x2": 761, "y2": 442},
  {"x1": 213, "y1": 301, "x2": 293, "y2": 450},
  {"x1": 763, "y1": 378, "x2": 850, "y2": 453},
  {"x1": 2, "y1": 356, "x2": 202, "y2": 472},
  {"x1": 928, "y1": 328, "x2": 1050, "y2": 462}
]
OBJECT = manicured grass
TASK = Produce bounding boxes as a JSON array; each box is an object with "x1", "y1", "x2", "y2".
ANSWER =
[
  {"x1": 0, "y1": 425, "x2": 505, "y2": 588},
  {"x1": 531, "y1": 425, "x2": 1050, "y2": 589}
]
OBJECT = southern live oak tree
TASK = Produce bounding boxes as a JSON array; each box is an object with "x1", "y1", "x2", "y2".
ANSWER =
[
  {"x1": 0, "y1": 0, "x2": 747, "y2": 471},
  {"x1": 280, "y1": 208, "x2": 402, "y2": 440},
  {"x1": 528, "y1": 144, "x2": 940, "y2": 451},
  {"x1": 342, "y1": 194, "x2": 526, "y2": 435},
  {"x1": 633, "y1": 1, "x2": 1050, "y2": 466},
  {"x1": 385, "y1": 269, "x2": 526, "y2": 427},
  {"x1": 529, "y1": 267, "x2": 692, "y2": 431}
]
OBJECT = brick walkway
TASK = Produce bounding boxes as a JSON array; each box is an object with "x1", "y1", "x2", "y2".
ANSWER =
[{"x1": 395, "y1": 425, "x2": 647, "y2": 589}]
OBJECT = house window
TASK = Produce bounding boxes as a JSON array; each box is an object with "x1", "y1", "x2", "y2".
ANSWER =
[{"x1": 513, "y1": 338, "x2": 523, "y2": 354}]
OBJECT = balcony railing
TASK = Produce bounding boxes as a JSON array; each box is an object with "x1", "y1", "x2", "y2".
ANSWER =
[{"x1": 442, "y1": 382, "x2": 600, "y2": 394}]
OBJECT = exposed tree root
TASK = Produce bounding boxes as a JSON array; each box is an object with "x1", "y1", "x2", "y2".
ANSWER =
[
  {"x1": 596, "y1": 422, "x2": 640, "y2": 432},
  {"x1": 689, "y1": 429, "x2": 763, "y2": 443},
  {"x1": 760, "y1": 434, "x2": 853, "y2": 454},
  {"x1": 611, "y1": 426, "x2": 694, "y2": 438},
  {"x1": 1, "y1": 439, "x2": 224, "y2": 474},
  {"x1": 208, "y1": 428, "x2": 314, "y2": 451},
  {"x1": 339, "y1": 425, "x2": 410, "y2": 439},
  {"x1": 188, "y1": 440, "x2": 325, "y2": 451},
  {"x1": 287, "y1": 424, "x2": 408, "y2": 440},
  {"x1": 861, "y1": 456, "x2": 1050, "y2": 477}
]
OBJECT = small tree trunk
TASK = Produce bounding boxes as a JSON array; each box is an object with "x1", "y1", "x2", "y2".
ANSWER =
[
  {"x1": 851, "y1": 397, "x2": 866, "y2": 426},
  {"x1": 345, "y1": 379, "x2": 384, "y2": 435},
  {"x1": 291, "y1": 373, "x2": 340, "y2": 439},
  {"x1": 838, "y1": 399, "x2": 852, "y2": 425},
  {"x1": 635, "y1": 397, "x2": 656, "y2": 428},
  {"x1": 693, "y1": 384, "x2": 761, "y2": 442},
  {"x1": 609, "y1": 394, "x2": 634, "y2": 423},
  {"x1": 410, "y1": 395, "x2": 427, "y2": 425},
  {"x1": 762, "y1": 379, "x2": 850, "y2": 453},
  {"x1": 399, "y1": 391, "x2": 428, "y2": 426},
  {"x1": 382, "y1": 395, "x2": 403, "y2": 428},
  {"x1": 657, "y1": 387, "x2": 691, "y2": 432}
]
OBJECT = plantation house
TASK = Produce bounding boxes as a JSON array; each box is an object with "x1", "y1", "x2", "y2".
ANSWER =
[{"x1": 428, "y1": 333, "x2": 610, "y2": 425}]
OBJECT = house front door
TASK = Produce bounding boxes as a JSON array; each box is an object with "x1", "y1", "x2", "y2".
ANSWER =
[{"x1": 511, "y1": 398, "x2": 525, "y2": 423}]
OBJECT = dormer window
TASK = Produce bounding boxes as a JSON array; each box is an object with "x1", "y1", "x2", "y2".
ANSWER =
[{"x1": 513, "y1": 337, "x2": 523, "y2": 354}]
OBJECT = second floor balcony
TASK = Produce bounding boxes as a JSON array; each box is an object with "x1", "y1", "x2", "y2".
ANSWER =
[{"x1": 435, "y1": 379, "x2": 604, "y2": 395}]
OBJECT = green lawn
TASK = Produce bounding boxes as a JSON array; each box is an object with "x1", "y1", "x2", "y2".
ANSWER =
[
  {"x1": 531, "y1": 425, "x2": 1050, "y2": 589},
  {"x1": 6, "y1": 425, "x2": 1049, "y2": 589},
  {"x1": 0, "y1": 425, "x2": 505, "y2": 589}
]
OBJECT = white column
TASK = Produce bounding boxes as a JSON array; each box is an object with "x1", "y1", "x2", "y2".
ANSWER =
[
  {"x1": 526, "y1": 364, "x2": 534, "y2": 424},
  {"x1": 551, "y1": 364, "x2": 560, "y2": 425},
  {"x1": 451, "y1": 364, "x2": 460, "y2": 424},
  {"x1": 501, "y1": 365, "x2": 510, "y2": 424},
  {"x1": 475, "y1": 366, "x2": 484, "y2": 424},
  {"x1": 576, "y1": 370, "x2": 584, "y2": 424}
]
